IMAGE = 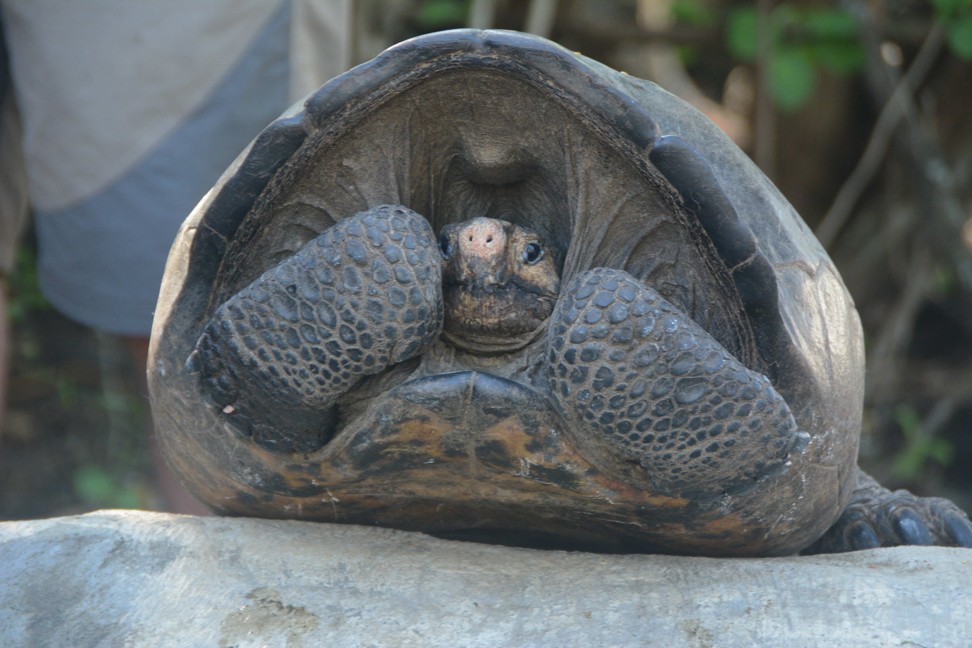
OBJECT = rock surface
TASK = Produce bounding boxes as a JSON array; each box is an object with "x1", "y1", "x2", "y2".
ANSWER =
[{"x1": 1, "y1": 510, "x2": 970, "y2": 647}]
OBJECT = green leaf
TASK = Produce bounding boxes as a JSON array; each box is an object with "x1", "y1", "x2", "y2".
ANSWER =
[
  {"x1": 115, "y1": 488, "x2": 143, "y2": 509},
  {"x1": 946, "y1": 15, "x2": 972, "y2": 60},
  {"x1": 671, "y1": 0, "x2": 714, "y2": 26},
  {"x1": 890, "y1": 404, "x2": 956, "y2": 480},
  {"x1": 894, "y1": 404, "x2": 922, "y2": 437},
  {"x1": 55, "y1": 376, "x2": 78, "y2": 408},
  {"x1": 816, "y1": 40, "x2": 866, "y2": 74},
  {"x1": 770, "y1": 2, "x2": 800, "y2": 35},
  {"x1": 101, "y1": 389, "x2": 136, "y2": 414},
  {"x1": 928, "y1": 438, "x2": 955, "y2": 466},
  {"x1": 804, "y1": 8, "x2": 858, "y2": 39},
  {"x1": 727, "y1": 7, "x2": 759, "y2": 61},
  {"x1": 415, "y1": 0, "x2": 468, "y2": 28},
  {"x1": 770, "y1": 48, "x2": 815, "y2": 110},
  {"x1": 801, "y1": 8, "x2": 865, "y2": 74},
  {"x1": 932, "y1": 0, "x2": 971, "y2": 20},
  {"x1": 7, "y1": 244, "x2": 50, "y2": 323},
  {"x1": 73, "y1": 466, "x2": 144, "y2": 508},
  {"x1": 676, "y1": 45, "x2": 700, "y2": 68},
  {"x1": 74, "y1": 467, "x2": 116, "y2": 505},
  {"x1": 892, "y1": 450, "x2": 925, "y2": 481},
  {"x1": 934, "y1": 266, "x2": 956, "y2": 296}
]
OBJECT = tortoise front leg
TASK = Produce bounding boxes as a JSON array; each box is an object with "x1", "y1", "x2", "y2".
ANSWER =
[
  {"x1": 805, "y1": 470, "x2": 972, "y2": 553},
  {"x1": 546, "y1": 267, "x2": 808, "y2": 501},
  {"x1": 188, "y1": 204, "x2": 443, "y2": 454}
]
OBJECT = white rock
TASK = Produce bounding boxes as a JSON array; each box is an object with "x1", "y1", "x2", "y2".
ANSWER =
[{"x1": 1, "y1": 510, "x2": 970, "y2": 647}]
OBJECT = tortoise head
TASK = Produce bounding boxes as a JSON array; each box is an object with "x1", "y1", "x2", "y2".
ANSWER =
[{"x1": 439, "y1": 217, "x2": 560, "y2": 353}]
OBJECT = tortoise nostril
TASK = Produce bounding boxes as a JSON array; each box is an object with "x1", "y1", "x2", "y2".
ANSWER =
[{"x1": 459, "y1": 220, "x2": 506, "y2": 255}]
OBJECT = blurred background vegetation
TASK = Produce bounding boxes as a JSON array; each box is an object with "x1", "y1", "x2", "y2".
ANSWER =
[{"x1": 3, "y1": 0, "x2": 971, "y2": 518}]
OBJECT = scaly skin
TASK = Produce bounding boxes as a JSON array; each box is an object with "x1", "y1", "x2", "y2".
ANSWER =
[
  {"x1": 438, "y1": 217, "x2": 560, "y2": 353},
  {"x1": 189, "y1": 205, "x2": 442, "y2": 453},
  {"x1": 806, "y1": 471, "x2": 972, "y2": 552},
  {"x1": 188, "y1": 203, "x2": 972, "y2": 551},
  {"x1": 546, "y1": 267, "x2": 807, "y2": 500}
]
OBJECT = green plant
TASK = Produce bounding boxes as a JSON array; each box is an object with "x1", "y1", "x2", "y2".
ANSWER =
[
  {"x1": 5, "y1": 243, "x2": 50, "y2": 323},
  {"x1": 726, "y1": 4, "x2": 865, "y2": 110},
  {"x1": 671, "y1": 0, "x2": 716, "y2": 27},
  {"x1": 72, "y1": 465, "x2": 144, "y2": 509},
  {"x1": 932, "y1": 0, "x2": 972, "y2": 60},
  {"x1": 891, "y1": 404, "x2": 954, "y2": 481},
  {"x1": 415, "y1": 0, "x2": 469, "y2": 29}
]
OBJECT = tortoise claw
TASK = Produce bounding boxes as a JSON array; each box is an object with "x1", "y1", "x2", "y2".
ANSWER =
[
  {"x1": 944, "y1": 510, "x2": 972, "y2": 547},
  {"x1": 888, "y1": 507, "x2": 933, "y2": 546},
  {"x1": 806, "y1": 471, "x2": 972, "y2": 553},
  {"x1": 846, "y1": 517, "x2": 882, "y2": 551},
  {"x1": 822, "y1": 504, "x2": 882, "y2": 551}
]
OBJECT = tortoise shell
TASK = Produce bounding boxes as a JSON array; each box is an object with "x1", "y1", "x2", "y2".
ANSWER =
[{"x1": 149, "y1": 29, "x2": 864, "y2": 556}]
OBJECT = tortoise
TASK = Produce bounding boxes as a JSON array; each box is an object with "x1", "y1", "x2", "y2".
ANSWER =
[{"x1": 149, "y1": 29, "x2": 972, "y2": 556}]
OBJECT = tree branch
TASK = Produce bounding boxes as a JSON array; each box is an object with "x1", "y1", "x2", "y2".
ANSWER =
[{"x1": 815, "y1": 22, "x2": 945, "y2": 248}]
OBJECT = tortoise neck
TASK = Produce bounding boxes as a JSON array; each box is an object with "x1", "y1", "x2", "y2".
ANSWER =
[{"x1": 440, "y1": 319, "x2": 550, "y2": 356}]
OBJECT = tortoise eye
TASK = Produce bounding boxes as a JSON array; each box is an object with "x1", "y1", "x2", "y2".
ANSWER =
[
  {"x1": 439, "y1": 234, "x2": 454, "y2": 258},
  {"x1": 523, "y1": 242, "x2": 543, "y2": 265}
]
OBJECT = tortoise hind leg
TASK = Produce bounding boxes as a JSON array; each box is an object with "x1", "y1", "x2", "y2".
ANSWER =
[
  {"x1": 188, "y1": 204, "x2": 443, "y2": 454},
  {"x1": 805, "y1": 469, "x2": 972, "y2": 553}
]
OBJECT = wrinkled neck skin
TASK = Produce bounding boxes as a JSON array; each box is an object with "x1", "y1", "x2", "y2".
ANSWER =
[
  {"x1": 421, "y1": 331, "x2": 550, "y2": 384},
  {"x1": 441, "y1": 318, "x2": 551, "y2": 356}
]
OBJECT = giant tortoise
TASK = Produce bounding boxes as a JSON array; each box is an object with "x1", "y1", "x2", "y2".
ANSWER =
[{"x1": 148, "y1": 29, "x2": 972, "y2": 556}]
